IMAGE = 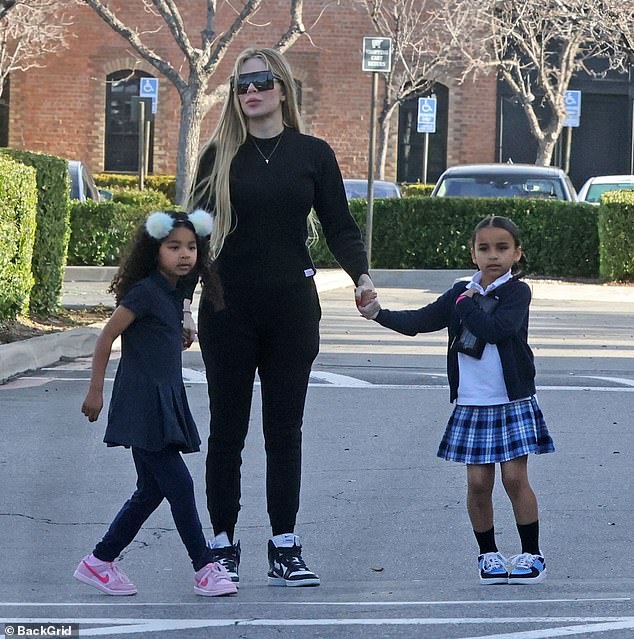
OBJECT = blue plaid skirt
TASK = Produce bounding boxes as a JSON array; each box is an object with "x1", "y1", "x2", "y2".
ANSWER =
[{"x1": 437, "y1": 396, "x2": 554, "y2": 464}]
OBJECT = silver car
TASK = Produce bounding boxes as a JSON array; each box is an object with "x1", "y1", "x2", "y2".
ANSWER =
[
  {"x1": 431, "y1": 163, "x2": 577, "y2": 201},
  {"x1": 343, "y1": 178, "x2": 401, "y2": 200}
]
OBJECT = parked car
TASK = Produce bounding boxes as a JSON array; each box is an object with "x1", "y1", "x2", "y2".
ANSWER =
[
  {"x1": 343, "y1": 178, "x2": 401, "y2": 200},
  {"x1": 431, "y1": 163, "x2": 577, "y2": 201},
  {"x1": 68, "y1": 160, "x2": 112, "y2": 202},
  {"x1": 577, "y1": 175, "x2": 634, "y2": 205}
]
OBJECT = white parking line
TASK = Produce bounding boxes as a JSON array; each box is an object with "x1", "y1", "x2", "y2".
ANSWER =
[{"x1": 3, "y1": 616, "x2": 634, "y2": 637}]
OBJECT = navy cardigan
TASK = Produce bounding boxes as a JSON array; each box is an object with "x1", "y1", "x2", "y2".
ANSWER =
[{"x1": 375, "y1": 279, "x2": 536, "y2": 403}]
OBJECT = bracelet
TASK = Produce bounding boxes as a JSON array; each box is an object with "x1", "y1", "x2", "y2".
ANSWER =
[{"x1": 455, "y1": 294, "x2": 468, "y2": 304}]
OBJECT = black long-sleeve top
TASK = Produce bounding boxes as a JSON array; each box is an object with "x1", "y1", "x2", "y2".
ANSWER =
[
  {"x1": 183, "y1": 127, "x2": 368, "y2": 297},
  {"x1": 375, "y1": 279, "x2": 536, "y2": 403}
]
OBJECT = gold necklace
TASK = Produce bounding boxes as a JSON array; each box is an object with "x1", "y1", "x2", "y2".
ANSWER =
[{"x1": 250, "y1": 130, "x2": 284, "y2": 164}]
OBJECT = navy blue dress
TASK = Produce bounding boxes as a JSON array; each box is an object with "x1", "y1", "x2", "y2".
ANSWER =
[{"x1": 104, "y1": 271, "x2": 201, "y2": 454}]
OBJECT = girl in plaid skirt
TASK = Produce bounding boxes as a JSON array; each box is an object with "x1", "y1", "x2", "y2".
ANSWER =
[{"x1": 358, "y1": 215, "x2": 554, "y2": 585}]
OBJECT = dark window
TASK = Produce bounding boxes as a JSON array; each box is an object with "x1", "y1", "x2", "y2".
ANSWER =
[{"x1": 105, "y1": 70, "x2": 154, "y2": 172}]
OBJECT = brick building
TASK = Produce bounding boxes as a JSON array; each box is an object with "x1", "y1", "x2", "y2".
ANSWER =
[
  {"x1": 4, "y1": 1, "x2": 498, "y2": 186},
  {"x1": 5, "y1": 1, "x2": 633, "y2": 189}
]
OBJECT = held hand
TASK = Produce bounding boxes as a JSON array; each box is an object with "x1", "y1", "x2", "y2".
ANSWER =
[
  {"x1": 182, "y1": 311, "x2": 197, "y2": 349},
  {"x1": 463, "y1": 288, "x2": 476, "y2": 298},
  {"x1": 81, "y1": 390, "x2": 103, "y2": 422},
  {"x1": 354, "y1": 273, "x2": 375, "y2": 307},
  {"x1": 358, "y1": 297, "x2": 381, "y2": 320}
]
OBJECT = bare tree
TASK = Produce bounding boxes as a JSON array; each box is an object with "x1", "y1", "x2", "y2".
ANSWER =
[
  {"x1": 83, "y1": 0, "x2": 307, "y2": 203},
  {"x1": 0, "y1": 0, "x2": 74, "y2": 99},
  {"x1": 359, "y1": 0, "x2": 451, "y2": 179},
  {"x1": 438, "y1": 0, "x2": 634, "y2": 165}
]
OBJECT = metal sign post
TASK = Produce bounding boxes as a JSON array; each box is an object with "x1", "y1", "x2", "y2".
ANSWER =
[
  {"x1": 417, "y1": 96, "x2": 437, "y2": 184},
  {"x1": 361, "y1": 36, "x2": 392, "y2": 267},
  {"x1": 563, "y1": 90, "x2": 581, "y2": 174},
  {"x1": 131, "y1": 96, "x2": 153, "y2": 189}
]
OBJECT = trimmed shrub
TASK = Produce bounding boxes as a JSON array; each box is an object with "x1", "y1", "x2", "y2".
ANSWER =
[
  {"x1": 67, "y1": 200, "x2": 147, "y2": 266},
  {"x1": 310, "y1": 197, "x2": 599, "y2": 278},
  {"x1": 0, "y1": 156, "x2": 38, "y2": 321},
  {"x1": 400, "y1": 183, "x2": 434, "y2": 197},
  {"x1": 94, "y1": 173, "x2": 176, "y2": 203},
  {"x1": 598, "y1": 191, "x2": 634, "y2": 281},
  {"x1": 110, "y1": 187, "x2": 173, "y2": 210},
  {"x1": 2, "y1": 149, "x2": 71, "y2": 315}
]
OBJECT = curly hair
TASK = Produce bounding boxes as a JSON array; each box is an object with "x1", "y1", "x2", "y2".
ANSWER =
[{"x1": 109, "y1": 210, "x2": 210, "y2": 304}]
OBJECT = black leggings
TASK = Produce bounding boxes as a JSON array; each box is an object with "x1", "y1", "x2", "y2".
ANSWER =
[{"x1": 198, "y1": 278, "x2": 321, "y2": 538}]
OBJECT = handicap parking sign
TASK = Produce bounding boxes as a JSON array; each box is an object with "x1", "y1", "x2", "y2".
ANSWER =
[
  {"x1": 417, "y1": 97, "x2": 437, "y2": 134},
  {"x1": 139, "y1": 77, "x2": 159, "y2": 114}
]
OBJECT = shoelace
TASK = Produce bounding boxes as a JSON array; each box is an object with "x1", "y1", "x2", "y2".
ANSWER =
[
  {"x1": 513, "y1": 553, "x2": 535, "y2": 570},
  {"x1": 482, "y1": 554, "x2": 505, "y2": 571},
  {"x1": 110, "y1": 563, "x2": 133, "y2": 584},
  {"x1": 200, "y1": 562, "x2": 232, "y2": 582},
  {"x1": 212, "y1": 549, "x2": 238, "y2": 573},
  {"x1": 277, "y1": 546, "x2": 309, "y2": 571}
]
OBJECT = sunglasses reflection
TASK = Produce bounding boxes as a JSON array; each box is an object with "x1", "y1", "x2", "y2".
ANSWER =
[{"x1": 234, "y1": 70, "x2": 277, "y2": 95}]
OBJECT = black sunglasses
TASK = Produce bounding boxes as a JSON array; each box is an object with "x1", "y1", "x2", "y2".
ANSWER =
[{"x1": 233, "y1": 70, "x2": 279, "y2": 95}]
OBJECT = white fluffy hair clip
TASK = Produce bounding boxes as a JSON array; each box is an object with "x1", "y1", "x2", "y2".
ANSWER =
[
  {"x1": 145, "y1": 209, "x2": 214, "y2": 240},
  {"x1": 188, "y1": 209, "x2": 214, "y2": 237}
]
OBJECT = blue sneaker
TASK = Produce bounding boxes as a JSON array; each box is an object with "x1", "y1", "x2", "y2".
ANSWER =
[
  {"x1": 508, "y1": 553, "x2": 546, "y2": 584},
  {"x1": 478, "y1": 552, "x2": 509, "y2": 585}
]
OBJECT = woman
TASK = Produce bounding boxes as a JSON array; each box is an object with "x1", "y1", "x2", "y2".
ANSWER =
[{"x1": 184, "y1": 47, "x2": 374, "y2": 588}]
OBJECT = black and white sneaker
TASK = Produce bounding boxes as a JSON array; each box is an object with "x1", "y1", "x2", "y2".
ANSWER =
[
  {"x1": 208, "y1": 540, "x2": 240, "y2": 587},
  {"x1": 267, "y1": 536, "x2": 320, "y2": 587}
]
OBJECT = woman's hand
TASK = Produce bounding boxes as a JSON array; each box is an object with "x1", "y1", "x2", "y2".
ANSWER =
[
  {"x1": 354, "y1": 273, "x2": 375, "y2": 307},
  {"x1": 182, "y1": 311, "x2": 197, "y2": 349}
]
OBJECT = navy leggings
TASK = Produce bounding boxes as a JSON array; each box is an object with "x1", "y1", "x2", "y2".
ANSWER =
[
  {"x1": 94, "y1": 447, "x2": 213, "y2": 571},
  {"x1": 198, "y1": 278, "x2": 321, "y2": 538}
]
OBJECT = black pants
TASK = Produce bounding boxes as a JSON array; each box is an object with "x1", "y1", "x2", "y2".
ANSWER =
[
  {"x1": 94, "y1": 447, "x2": 213, "y2": 571},
  {"x1": 198, "y1": 278, "x2": 321, "y2": 538}
]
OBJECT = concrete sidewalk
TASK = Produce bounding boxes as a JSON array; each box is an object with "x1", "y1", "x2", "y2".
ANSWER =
[{"x1": 1, "y1": 267, "x2": 632, "y2": 383}]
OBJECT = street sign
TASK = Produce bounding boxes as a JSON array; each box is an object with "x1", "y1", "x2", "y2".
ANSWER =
[
  {"x1": 564, "y1": 90, "x2": 581, "y2": 128},
  {"x1": 139, "y1": 77, "x2": 159, "y2": 114},
  {"x1": 362, "y1": 37, "x2": 392, "y2": 73},
  {"x1": 417, "y1": 96, "x2": 437, "y2": 134}
]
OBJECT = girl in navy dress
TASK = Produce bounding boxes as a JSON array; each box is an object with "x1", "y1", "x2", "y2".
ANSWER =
[
  {"x1": 358, "y1": 216, "x2": 554, "y2": 585},
  {"x1": 74, "y1": 210, "x2": 237, "y2": 597}
]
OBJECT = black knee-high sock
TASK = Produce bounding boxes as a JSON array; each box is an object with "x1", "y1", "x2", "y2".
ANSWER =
[
  {"x1": 517, "y1": 520, "x2": 540, "y2": 555},
  {"x1": 474, "y1": 527, "x2": 498, "y2": 554}
]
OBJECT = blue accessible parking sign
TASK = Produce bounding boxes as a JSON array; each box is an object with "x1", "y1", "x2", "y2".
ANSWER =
[
  {"x1": 139, "y1": 77, "x2": 159, "y2": 114},
  {"x1": 417, "y1": 97, "x2": 437, "y2": 134}
]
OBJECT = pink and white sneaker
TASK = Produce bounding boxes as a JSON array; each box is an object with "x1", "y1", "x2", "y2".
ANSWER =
[
  {"x1": 73, "y1": 553, "x2": 138, "y2": 596},
  {"x1": 194, "y1": 562, "x2": 238, "y2": 597}
]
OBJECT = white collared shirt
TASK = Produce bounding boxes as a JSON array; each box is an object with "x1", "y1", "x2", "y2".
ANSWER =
[{"x1": 456, "y1": 270, "x2": 513, "y2": 406}]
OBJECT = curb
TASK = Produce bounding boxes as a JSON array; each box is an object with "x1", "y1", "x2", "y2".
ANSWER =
[{"x1": 0, "y1": 327, "x2": 103, "y2": 384}]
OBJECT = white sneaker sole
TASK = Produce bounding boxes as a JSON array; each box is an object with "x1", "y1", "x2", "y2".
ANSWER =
[
  {"x1": 73, "y1": 569, "x2": 137, "y2": 596},
  {"x1": 194, "y1": 584, "x2": 238, "y2": 597},
  {"x1": 268, "y1": 575, "x2": 321, "y2": 587},
  {"x1": 479, "y1": 575, "x2": 508, "y2": 585},
  {"x1": 508, "y1": 568, "x2": 547, "y2": 584}
]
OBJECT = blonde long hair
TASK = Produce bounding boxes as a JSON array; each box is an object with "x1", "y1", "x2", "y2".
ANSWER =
[{"x1": 188, "y1": 48, "x2": 303, "y2": 260}]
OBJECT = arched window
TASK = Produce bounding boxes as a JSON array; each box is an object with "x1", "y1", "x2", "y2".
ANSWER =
[{"x1": 105, "y1": 70, "x2": 155, "y2": 172}]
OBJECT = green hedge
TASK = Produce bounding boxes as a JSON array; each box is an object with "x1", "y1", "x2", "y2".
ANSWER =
[
  {"x1": 598, "y1": 191, "x2": 634, "y2": 281},
  {"x1": 94, "y1": 173, "x2": 176, "y2": 203},
  {"x1": 68, "y1": 200, "x2": 148, "y2": 266},
  {"x1": 110, "y1": 187, "x2": 173, "y2": 210},
  {"x1": 2, "y1": 150, "x2": 71, "y2": 315},
  {"x1": 0, "y1": 156, "x2": 38, "y2": 321},
  {"x1": 400, "y1": 183, "x2": 433, "y2": 197},
  {"x1": 311, "y1": 197, "x2": 599, "y2": 278}
]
